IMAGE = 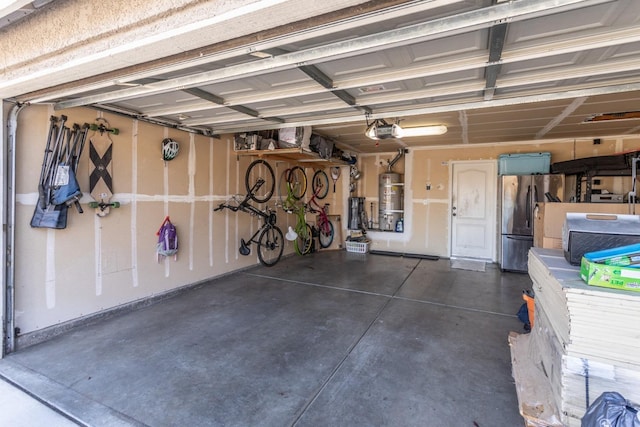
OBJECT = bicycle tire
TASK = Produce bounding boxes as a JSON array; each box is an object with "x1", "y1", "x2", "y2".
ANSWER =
[
  {"x1": 312, "y1": 169, "x2": 329, "y2": 200},
  {"x1": 257, "y1": 226, "x2": 284, "y2": 266},
  {"x1": 245, "y1": 159, "x2": 275, "y2": 203},
  {"x1": 294, "y1": 222, "x2": 313, "y2": 255},
  {"x1": 277, "y1": 168, "x2": 291, "y2": 207},
  {"x1": 302, "y1": 223, "x2": 314, "y2": 254},
  {"x1": 287, "y1": 166, "x2": 307, "y2": 200},
  {"x1": 318, "y1": 219, "x2": 334, "y2": 248}
]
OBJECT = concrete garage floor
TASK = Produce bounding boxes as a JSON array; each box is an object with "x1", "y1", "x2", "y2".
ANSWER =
[{"x1": 0, "y1": 251, "x2": 532, "y2": 426}]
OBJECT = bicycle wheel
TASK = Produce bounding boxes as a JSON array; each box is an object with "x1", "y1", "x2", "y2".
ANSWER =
[
  {"x1": 287, "y1": 166, "x2": 307, "y2": 200},
  {"x1": 257, "y1": 226, "x2": 284, "y2": 266},
  {"x1": 277, "y1": 168, "x2": 291, "y2": 207},
  {"x1": 318, "y1": 218, "x2": 334, "y2": 248},
  {"x1": 312, "y1": 169, "x2": 329, "y2": 200},
  {"x1": 294, "y1": 223, "x2": 313, "y2": 255},
  {"x1": 245, "y1": 159, "x2": 275, "y2": 203}
]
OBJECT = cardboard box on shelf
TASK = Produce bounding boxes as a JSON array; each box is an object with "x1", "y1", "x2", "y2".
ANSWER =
[
  {"x1": 278, "y1": 126, "x2": 311, "y2": 150},
  {"x1": 542, "y1": 237, "x2": 562, "y2": 250},
  {"x1": 533, "y1": 202, "x2": 633, "y2": 249}
]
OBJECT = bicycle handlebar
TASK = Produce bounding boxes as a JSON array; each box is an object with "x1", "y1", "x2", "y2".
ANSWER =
[
  {"x1": 214, "y1": 198, "x2": 272, "y2": 220},
  {"x1": 214, "y1": 177, "x2": 267, "y2": 213},
  {"x1": 214, "y1": 202, "x2": 239, "y2": 212}
]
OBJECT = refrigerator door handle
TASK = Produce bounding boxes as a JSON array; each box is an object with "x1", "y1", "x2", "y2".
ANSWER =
[
  {"x1": 505, "y1": 235, "x2": 532, "y2": 241},
  {"x1": 525, "y1": 185, "x2": 531, "y2": 228}
]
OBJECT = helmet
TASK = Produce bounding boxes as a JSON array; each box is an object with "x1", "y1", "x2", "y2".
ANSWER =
[
  {"x1": 162, "y1": 138, "x2": 179, "y2": 161},
  {"x1": 350, "y1": 165, "x2": 361, "y2": 180}
]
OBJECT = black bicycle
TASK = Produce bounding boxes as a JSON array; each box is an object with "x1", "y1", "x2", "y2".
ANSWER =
[{"x1": 214, "y1": 175, "x2": 284, "y2": 267}]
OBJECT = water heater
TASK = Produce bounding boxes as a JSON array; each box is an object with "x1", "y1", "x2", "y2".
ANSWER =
[{"x1": 378, "y1": 172, "x2": 403, "y2": 231}]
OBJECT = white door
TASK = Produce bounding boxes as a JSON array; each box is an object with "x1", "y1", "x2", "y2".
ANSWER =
[{"x1": 450, "y1": 161, "x2": 497, "y2": 260}]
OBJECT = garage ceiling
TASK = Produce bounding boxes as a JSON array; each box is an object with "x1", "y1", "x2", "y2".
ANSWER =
[{"x1": 10, "y1": 0, "x2": 640, "y2": 153}]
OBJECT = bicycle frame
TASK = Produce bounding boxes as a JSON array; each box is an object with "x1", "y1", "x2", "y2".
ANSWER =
[
  {"x1": 308, "y1": 189, "x2": 330, "y2": 232},
  {"x1": 289, "y1": 182, "x2": 312, "y2": 255}
]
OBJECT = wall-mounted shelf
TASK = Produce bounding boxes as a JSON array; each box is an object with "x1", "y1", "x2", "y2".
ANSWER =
[
  {"x1": 551, "y1": 151, "x2": 640, "y2": 202},
  {"x1": 235, "y1": 147, "x2": 348, "y2": 167}
]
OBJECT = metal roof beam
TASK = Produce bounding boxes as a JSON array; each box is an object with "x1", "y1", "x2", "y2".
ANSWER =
[
  {"x1": 127, "y1": 14, "x2": 640, "y2": 120},
  {"x1": 182, "y1": 86, "x2": 285, "y2": 123},
  {"x1": 137, "y1": 59, "x2": 639, "y2": 125},
  {"x1": 205, "y1": 82, "x2": 640, "y2": 134},
  {"x1": 172, "y1": 53, "x2": 640, "y2": 125},
  {"x1": 20, "y1": 0, "x2": 450, "y2": 102},
  {"x1": 298, "y1": 63, "x2": 372, "y2": 114},
  {"x1": 53, "y1": 0, "x2": 614, "y2": 110},
  {"x1": 181, "y1": 87, "x2": 225, "y2": 105},
  {"x1": 31, "y1": 17, "x2": 639, "y2": 106},
  {"x1": 483, "y1": 22, "x2": 508, "y2": 100},
  {"x1": 134, "y1": 22, "x2": 640, "y2": 119}
]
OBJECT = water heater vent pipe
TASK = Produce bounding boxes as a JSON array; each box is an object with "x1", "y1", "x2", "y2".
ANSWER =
[{"x1": 387, "y1": 148, "x2": 406, "y2": 172}]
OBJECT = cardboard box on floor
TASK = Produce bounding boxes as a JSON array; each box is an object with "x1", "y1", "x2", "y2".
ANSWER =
[{"x1": 534, "y1": 203, "x2": 632, "y2": 249}]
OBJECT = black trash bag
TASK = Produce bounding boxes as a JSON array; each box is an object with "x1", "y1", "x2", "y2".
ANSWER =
[
  {"x1": 582, "y1": 392, "x2": 640, "y2": 427},
  {"x1": 309, "y1": 134, "x2": 334, "y2": 159}
]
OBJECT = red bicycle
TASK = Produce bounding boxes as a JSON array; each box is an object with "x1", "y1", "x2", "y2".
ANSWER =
[{"x1": 308, "y1": 169, "x2": 334, "y2": 249}]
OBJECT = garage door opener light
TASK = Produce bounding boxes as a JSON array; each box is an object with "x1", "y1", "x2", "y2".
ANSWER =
[{"x1": 365, "y1": 118, "x2": 447, "y2": 140}]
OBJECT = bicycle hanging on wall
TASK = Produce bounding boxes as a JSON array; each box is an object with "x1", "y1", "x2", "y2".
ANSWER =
[
  {"x1": 278, "y1": 165, "x2": 311, "y2": 255},
  {"x1": 309, "y1": 169, "x2": 335, "y2": 249},
  {"x1": 278, "y1": 167, "x2": 334, "y2": 254},
  {"x1": 214, "y1": 159, "x2": 283, "y2": 267}
]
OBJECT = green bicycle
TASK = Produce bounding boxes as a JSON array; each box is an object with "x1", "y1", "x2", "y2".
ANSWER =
[{"x1": 279, "y1": 166, "x2": 313, "y2": 255}]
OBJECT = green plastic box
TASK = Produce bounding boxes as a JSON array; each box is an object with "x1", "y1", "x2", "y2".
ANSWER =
[{"x1": 580, "y1": 243, "x2": 640, "y2": 291}]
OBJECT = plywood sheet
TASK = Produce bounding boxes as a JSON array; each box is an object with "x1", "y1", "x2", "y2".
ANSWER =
[
  {"x1": 527, "y1": 247, "x2": 640, "y2": 424},
  {"x1": 509, "y1": 332, "x2": 563, "y2": 427}
]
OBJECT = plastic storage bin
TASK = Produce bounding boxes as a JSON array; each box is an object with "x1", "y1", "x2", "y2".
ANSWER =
[{"x1": 498, "y1": 152, "x2": 551, "y2": 175}]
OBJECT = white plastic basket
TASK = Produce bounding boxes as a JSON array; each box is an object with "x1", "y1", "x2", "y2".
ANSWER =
[{"x1": 346, "y1": 240, "x2": 370, "y2": 253}]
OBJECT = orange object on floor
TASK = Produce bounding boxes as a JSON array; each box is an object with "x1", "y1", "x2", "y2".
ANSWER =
[{"x1": 522, "y1": 293, "x2": 535, "y2": 328}]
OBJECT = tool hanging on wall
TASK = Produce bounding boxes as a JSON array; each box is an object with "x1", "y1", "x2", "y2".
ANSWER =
[{"x1": 330, "y1": 166, "x2": 341, "y2": 193}]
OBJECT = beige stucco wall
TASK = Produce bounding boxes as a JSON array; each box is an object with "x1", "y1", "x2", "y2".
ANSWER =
[
  {"x1": 355, "y1": 137, "x2": 640, "y2": 258},
  {"x1": 14, "y1": 104, "x2": 347, "y2": 337}
]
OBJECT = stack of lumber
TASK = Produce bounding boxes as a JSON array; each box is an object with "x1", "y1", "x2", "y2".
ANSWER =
[{"x1": 510, "y1": 248, "x2": 640, "y2": 427}]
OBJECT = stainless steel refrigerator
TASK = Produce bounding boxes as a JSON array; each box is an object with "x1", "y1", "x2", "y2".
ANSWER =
[{"x1": 500, "y1": 174, "x2": 564, "y2": 272}]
